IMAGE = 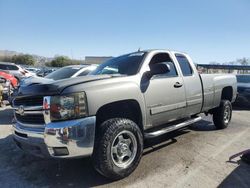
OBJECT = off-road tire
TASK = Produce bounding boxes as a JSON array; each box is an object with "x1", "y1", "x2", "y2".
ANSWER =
[
  {"x1": 93, "y1": 118, "x2": 143, "y2": 180},
  {"x1": 212, "y1": 100, "x2": 232, "y2": 129}
]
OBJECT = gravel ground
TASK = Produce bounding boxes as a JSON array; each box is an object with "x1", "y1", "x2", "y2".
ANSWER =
[{"x1": 0, "y1": 106, "x2": 250, "y2": 188}]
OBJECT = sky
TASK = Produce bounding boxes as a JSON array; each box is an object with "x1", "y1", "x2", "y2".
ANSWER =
[{"x1": 0, "y1": 0, "x2": 250, "y2": 63}]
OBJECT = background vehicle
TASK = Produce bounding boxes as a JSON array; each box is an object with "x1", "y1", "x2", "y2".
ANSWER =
[
  {"x1": 0, "y1": 76, "x2": 12, "y2": 103},
  {"x1": 20, "y1": 64, "x2": 98, "y2": 87},
  {"x1": 37, "y1": 68, "x2": 56, "y2": 77},
  {"x1": 0, "y1": 62, "x2": 31, "y2": 80},
  {"x1": 0, "y1": 71, "x2": 18, "y2": 88},
  {"x1": 25, "y1": 67, "x2": 40, "y2": 74},
  {"x1": 235, "y1": 74, "x2": 250, "y2": 107},
  {"x1": 45, "y1": 64, "x2": 97, "y2": 80},
  {"x1": 12, "y1": 50, "x2": 237, "y2": 180}
]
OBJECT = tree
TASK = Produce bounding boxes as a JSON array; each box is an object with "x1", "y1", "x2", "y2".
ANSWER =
[
  {"x1": 48, "y1": 56, "x2": 81, "y2": 67},
  {"x1": 237, "y1": 58, "x2": 249, "y2": 65},
  {"x1": 12, "y1": 54, "x2": 35, "y2": 66},
  {"x1": 49, "y1": 56, "x2": 70, "y2": 67}
]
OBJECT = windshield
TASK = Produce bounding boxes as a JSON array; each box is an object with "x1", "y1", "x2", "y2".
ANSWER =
[
  {"x1": 45, "y1": 66, "x2": 82, "y2": 80},
  {"x1": 90, "y1": 52, "x2": 146, "y2": 76},
  {"x1": 236, "y1": 75, "x2": 250, "y2": 83}
]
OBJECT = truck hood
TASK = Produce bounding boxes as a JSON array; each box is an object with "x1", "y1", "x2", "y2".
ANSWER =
[
  {"x1": 17, "y1": 75, "x2": 112, "y2": 96},
  {"x1": 20, "y1": 76, "x2": 54, "y2": 87}
]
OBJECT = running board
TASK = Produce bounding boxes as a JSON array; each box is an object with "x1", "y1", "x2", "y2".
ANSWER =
[{"x1": 144, "y1": 116, "x2": 202, "y2": 138}]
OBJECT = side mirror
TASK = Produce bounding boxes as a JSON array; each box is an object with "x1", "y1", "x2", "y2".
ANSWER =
[{"x1": 149, "y1": 63, "x2": 170, "y2": 76}]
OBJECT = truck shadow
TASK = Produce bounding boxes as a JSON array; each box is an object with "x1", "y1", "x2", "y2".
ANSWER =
[
  {"x1": 189, "y1": 119, "x2": 217, "y2": 132},
  {"x1": 0, "y1": 107, "x2": 14, "y2": 125},
  {"x1": 218, "y1": 161, "x2": 250, "y2": 188},
  {"x1": 0, "y1": 119, "x2": 214, "y2": 187},
  {"x1": 232, "y1": 105, "x2": 250, "y2": 111}
]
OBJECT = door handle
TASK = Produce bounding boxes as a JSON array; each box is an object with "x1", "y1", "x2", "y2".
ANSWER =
[{"x1": 174, "y1": 82, "x2": 183, "y2": 88}]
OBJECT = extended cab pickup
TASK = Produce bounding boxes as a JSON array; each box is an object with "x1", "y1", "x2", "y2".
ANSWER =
[{"x1": 13, "y1": 50, "x2": 237, "y2": 179}]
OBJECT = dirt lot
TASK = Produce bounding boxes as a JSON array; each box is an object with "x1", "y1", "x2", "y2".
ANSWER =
[{"x1": 0, "y1": 106, "x2": 250, "y2": 188}]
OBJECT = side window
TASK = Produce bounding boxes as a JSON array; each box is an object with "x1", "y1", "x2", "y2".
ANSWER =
[
  {"x1": 175, "y1": 54, "x2": 193, "y2": 76},
  {"x1": 7, "y1": 65, "x2": 19, "y2": 70},
  {"x1": 0, "y1": 64, "x2": 7, "y2": 70},
  {"x1": 149, "y1": 53, "x2": 178, "y2": 77},
  {"x1": 77, "y1": 69, "x2": 92, "y2": 77}
]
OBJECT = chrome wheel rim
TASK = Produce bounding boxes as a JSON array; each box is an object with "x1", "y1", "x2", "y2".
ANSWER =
[
  {"x1": 111, "y1": 130, "x2": 137, "y2": 168},
  {"x1": 224, "y1": 106, "x2": 231, "y2": 124}
]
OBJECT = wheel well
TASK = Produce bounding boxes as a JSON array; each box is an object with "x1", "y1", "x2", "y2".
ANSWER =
[
  {"x1": 96, "y1": 100, "x2": 143, "y2": 132},
  {"x1": 221, "y1": 86, "x2": 233, "y2": 101}
]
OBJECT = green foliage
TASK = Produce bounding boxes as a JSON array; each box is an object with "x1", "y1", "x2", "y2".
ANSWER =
[
  {"x1": 47, "y1": 56, "x2": 81, "y2": 67},
  {"x1": 237, "y1": 58, "x2": 249, "y2": 65},
  {"x1": 12, "y1": 54, "x2": 35, "y2": 65}
]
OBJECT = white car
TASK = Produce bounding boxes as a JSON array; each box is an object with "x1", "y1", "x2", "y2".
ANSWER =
[
  {"x1": 19, "y1": 64, "x2": 98, "y2": 87},
  {"x1": 0, "y1": 62, "x2": 31, "y2": 80},
  {"x1": 45, "y1": 64, "x2": 98, "y2": 80}
]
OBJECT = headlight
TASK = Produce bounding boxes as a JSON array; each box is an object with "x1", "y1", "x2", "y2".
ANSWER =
[{"x1": 45, "y1": 92, "x2": 88, "y2": 122}]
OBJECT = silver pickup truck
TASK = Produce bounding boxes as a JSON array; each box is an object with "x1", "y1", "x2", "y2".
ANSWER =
[{"x1": 13, "y1": 50, "x2": 237, "y2": 180}]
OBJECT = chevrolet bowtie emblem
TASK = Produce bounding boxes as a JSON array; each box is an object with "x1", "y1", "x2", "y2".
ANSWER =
[{"x1": 17, "y1": 105, "x2": 25, "y2": 116}]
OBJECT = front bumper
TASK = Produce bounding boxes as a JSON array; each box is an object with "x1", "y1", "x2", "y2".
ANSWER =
[{"x1": 13, "y1": 116, "x2": 96, "y2": 158}]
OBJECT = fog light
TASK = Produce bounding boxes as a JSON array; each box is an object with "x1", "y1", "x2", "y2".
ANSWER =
[{"x1": 53, "y1": 147, "x2": 69, "y2": 156}]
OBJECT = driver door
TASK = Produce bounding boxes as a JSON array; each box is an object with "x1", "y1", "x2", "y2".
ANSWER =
[{"x1": 142, "y1": 52, "x2": 187, "y2": 127}]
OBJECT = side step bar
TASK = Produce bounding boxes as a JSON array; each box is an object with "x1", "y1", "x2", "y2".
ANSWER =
[{"x1": 144, "y1": 116, "x2": 202, "y2": 138}]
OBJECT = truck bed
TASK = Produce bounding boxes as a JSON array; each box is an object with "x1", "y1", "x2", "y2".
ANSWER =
[{"x1": 200, "y1": 74, "x2": 237, "y2": 112}]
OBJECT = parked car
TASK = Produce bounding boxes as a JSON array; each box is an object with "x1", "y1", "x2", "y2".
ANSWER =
[
  {"x1": 12, "y1": 50, "x2": 237, "y2": 180},
  {"x1": 25, "y1": 67, "x2": 40, "y2": 74},
  {"x1": 0, "y1": 62, "x2": 32, "y2": 80},
  {"x1": 235, "y1": 74, "x2": 250, "y2": 107},
  {"x1": 37, "y1": 68, "x2": 56, "y2": 77},
  {"x1": 0, "y1": 76, "x2": 12, "y2": 103},
  {"x1": 0, "y1": 71, "x2": 18, "y2": 88},
  {"x1": 0, "y1": 78, "x2": 4, "y2": 107},
  {"x1": 45, "y1": 64, "x2": 98, "y2": 80},
  {"x1": 20, "y1": 64, "x2": 98, "y2": 87}
]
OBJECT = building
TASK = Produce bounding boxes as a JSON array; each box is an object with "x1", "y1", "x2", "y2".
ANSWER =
[
  {"x1": 197, "y1": 64, "x2": 250, "y2": 74},
  {"x1": 85, "y1": 56, "x2": 113, "y2": 64}
]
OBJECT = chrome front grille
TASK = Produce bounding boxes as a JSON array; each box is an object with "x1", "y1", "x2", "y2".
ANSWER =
[
  {"x1": 14, "y1": 96, "x2": 45, "y2": 127},
  {"x1": 15, "y1": 113, "x2": 45, "y2": 125},
  {"x1": 14, "y1": 96, "x2": 44, "y2": 106}
]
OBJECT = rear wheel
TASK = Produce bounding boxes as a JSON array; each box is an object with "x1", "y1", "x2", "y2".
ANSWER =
[
  {"x1": 212, "y1": 100, "x2": 232, "y2": 129},
  {"x1": 93, "y1": 118, "x2": 143, "y2": 180}
]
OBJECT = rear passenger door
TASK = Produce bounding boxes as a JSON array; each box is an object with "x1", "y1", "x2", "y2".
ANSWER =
[{"x1": 175, "y1": 54, "x2": 203, "y2": 117}]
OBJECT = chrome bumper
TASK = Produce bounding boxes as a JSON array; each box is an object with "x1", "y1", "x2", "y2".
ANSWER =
[{"x1": 13, "y1": 116, "x2": 96, "y2": 158}]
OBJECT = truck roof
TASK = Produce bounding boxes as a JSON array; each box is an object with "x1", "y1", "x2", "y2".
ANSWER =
[{"x1": 136, "y1": 49, "x2": 187, "y2": 55}]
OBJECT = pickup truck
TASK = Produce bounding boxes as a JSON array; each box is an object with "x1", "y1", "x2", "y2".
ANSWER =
[{"x1": 12, "y1": 50, "x2": 237, "y2": 180}]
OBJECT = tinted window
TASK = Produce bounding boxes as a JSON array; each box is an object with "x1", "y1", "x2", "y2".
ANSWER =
[
  {"x1": 0, "y1": 64, "x2": 19, "y2": 70},
  {"x1": 77, "y1": 69, "x2": 92, "y2": 76},
  {"x1": 45, "y1": 67, "x2": 81, "y2": 80},
  {"x1": 7, "y1": 65, "x2": 19, "y2": 70},
  {"x1": 236, "y1": 75, "x2": 250, "y2": 83},
  {"x1": 90, "y1": 52, "x2": 146, "y2": 76},
  {"x1": 0, "y1": 64, "x2": 7, "y2": 69},
  {"x1": 175, "y1": 55, "x2": 193, "y2": 76}
]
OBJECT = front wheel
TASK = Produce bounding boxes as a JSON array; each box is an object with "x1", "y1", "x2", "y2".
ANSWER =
[
  {"x1": 93, "y1": 118, "x2": 143, "y2": 180},
  {"x1": 212, "y1": 100, "x2": 232, "y2": 129}
]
